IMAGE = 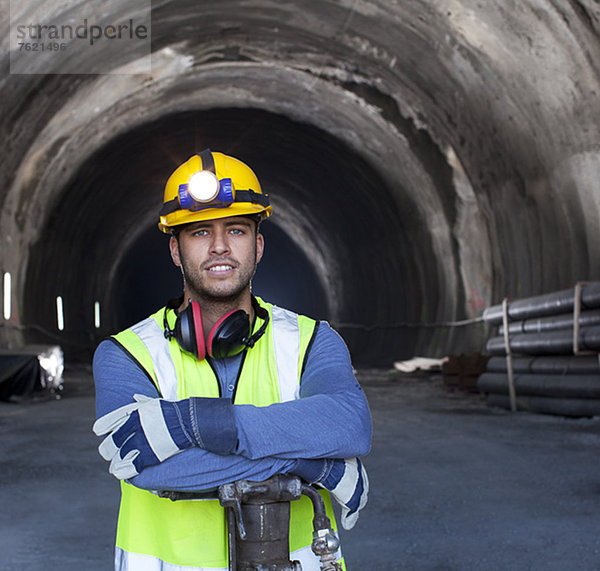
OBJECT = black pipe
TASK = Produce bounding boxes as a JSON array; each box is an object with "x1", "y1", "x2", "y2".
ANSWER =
[
  {"x1": 497, "y1": 309, "x2": 600, "y2": 335},
  {"x1": 478, "y1": 372, "x2": 600, "y2": 398},
  {"x1": 483, "y1": 283, "x2": 600, "y2": 325},
  {"x1": 226, "y1": 507, "x2": 237, "y2": 571},
  {"x1": 486, "y1": 393, "x2": 600, "y2": 417},
  {"x1": 486, "y1": 325, "x2": 600, "y2": 355},
  {"x1": 486, "y1": 355, "x2": 600, "y2": 375},
  {"x1": 300, "y1": 483, "x2": 330, "y2": 532}
]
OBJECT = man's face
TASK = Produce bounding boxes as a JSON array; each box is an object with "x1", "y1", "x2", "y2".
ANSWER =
[{"x1": 170, "y1": 216, "x2": 264, "y2": 303}]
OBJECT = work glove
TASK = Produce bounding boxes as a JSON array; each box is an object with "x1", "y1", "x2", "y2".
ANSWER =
[
  {"x1": 292, "y1": 457, "x2": 369, "y2": 530},
  {"x1": 93, "y1": 395, "x2": 236, "y2": 479},
  {"x1": 93, "y1": 395, "x2": 194, "y2": 479}
]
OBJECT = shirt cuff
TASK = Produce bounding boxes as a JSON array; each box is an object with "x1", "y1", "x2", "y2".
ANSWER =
[
  {"x1": 188, "y1": 397, "x2": 237, "y2": 455},
  {"x1": 289, "y1": 458, "x2": 333, "y2": 484}
]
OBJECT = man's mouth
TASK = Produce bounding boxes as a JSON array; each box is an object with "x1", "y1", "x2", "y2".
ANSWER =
[{"x1": 207, "y1": 264, "x2": 234, "y2": 273}]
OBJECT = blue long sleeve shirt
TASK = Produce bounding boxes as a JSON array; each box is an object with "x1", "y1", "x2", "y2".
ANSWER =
[{"x1": 93, "y1": 320, "x2": 372, "y2": 491}]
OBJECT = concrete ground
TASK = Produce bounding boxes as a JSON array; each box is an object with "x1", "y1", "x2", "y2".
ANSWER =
[{"x1": 1, "y1": 367, "x2": 599, "y2": 570}]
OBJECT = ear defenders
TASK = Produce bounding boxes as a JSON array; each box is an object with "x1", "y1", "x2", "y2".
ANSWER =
[{"x1": 164, "y1": 298, "x2": 269, "y2": 360}]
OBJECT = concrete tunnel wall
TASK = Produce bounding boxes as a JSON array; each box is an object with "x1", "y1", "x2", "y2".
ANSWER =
[{"x1": 2, "y1": 1, "x2": 600, "y2": 366}]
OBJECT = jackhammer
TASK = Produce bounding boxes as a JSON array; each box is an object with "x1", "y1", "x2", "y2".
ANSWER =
[{"x1": 160, "y1": 474, "x2": 342, "y2": 570}]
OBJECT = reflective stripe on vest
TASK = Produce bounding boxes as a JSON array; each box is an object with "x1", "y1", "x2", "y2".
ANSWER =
[
  {"x1": 271, "y1": 305, "x2": 302, "y2": 402},
  {"x1": 130, "y1": 317, "x2": 178, "y2": 399},
  {"x1": 115, "y1": 541, "x2": 341, "y2": 571},
  {"x1": 115, "y1": 546, "x2": 227, "y2": 571},
  {"x1": 111, "y1": 298, "x2": 345, "y2": 570}
]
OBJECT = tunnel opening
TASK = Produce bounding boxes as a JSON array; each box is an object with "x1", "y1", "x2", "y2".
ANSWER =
[{"x1": 24, "y1": 106, "x2": 426, "y2": 367}]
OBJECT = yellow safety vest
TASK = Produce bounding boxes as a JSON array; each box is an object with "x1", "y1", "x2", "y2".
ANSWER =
[{"x1": 110, "y1": 298, "x2": 345, "y2": 570}]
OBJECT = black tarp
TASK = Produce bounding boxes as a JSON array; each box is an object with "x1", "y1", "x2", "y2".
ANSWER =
[{"x1": 0, "y1": 352, "x2": 42, "y2": 401}]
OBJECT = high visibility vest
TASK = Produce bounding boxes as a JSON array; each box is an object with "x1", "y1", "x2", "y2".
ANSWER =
[{"x1": 110, "y1": 298, "x2": 345, "y2": 570}]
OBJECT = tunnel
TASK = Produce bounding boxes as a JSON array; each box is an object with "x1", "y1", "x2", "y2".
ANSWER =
[{"x1": 3, "y1": 1, "x2": 600, "y2": 367}]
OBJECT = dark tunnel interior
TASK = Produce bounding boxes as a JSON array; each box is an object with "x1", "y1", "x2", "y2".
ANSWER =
[
  {"x1": 23, "y1": 108, "x2": 421, "y2": 366},
  {"x1": 5, "y1": 2, "x2": 600, "y2": 564},
  {"x1": 3, "y1": 0, "x2": 600, "y2": 375}
]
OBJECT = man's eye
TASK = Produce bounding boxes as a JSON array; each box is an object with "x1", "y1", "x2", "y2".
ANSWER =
[
  {"x1": 230, "y1": 228, "x2": 244, "y2": 235},
  {"x1": 194, "y1": 230, "x2": 208, "y2": 237}
]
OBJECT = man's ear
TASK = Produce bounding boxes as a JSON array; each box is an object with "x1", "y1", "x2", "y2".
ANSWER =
[
  {"x1": 256, "y1": 232, "x2": 264, "y2": 264},
  {"x1": 169, "y1": 235, "x2": 181, "y2": 267}
]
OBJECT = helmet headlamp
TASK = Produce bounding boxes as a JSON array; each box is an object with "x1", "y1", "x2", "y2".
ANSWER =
[{"x1": 179, "y1": 171, "x2": 234, "y2": 210}]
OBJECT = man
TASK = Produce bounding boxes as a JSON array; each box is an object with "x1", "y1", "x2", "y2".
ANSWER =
[{"x1": 93, "y1": 149, "x2": 372, "y2": 570}]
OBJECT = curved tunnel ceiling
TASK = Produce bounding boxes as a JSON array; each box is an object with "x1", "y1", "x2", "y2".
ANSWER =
[
  {"x1": 23, "y1": 108, "x2": 413, "y2": 365},
  {"x1": 2, "y1": 1, "x2": 600, "y2": 366}
]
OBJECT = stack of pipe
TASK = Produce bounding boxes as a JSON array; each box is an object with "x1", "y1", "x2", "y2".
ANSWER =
[{"x1": 478, "y1": 283, "x2": 600, "y2": 416}]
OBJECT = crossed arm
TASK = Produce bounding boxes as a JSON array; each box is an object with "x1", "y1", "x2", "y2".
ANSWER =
[{"x1": 93, "y1": 322, "x2": 372, "y2": 492}]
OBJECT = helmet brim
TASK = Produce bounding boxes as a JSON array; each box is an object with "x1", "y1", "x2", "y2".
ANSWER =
[{"x1": 158, "y1": 202, "x2": 273, "y2": 233}]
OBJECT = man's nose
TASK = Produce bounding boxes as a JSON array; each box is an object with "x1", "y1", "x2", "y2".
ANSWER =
[{"x1": 210, "y1": 229, "x2": 230, "y2": 254}]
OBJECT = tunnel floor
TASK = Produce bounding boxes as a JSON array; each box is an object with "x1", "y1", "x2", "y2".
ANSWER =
[{"x1": 1, "y1": 369, "x2": 599, "y2": 570}]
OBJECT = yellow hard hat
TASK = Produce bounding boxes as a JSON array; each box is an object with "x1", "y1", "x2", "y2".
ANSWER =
[{"x1": 158, "y1": 149, "x2": 273, "y2": 233}]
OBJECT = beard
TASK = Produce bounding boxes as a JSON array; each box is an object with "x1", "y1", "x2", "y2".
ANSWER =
[{"x1": 179, "y1": 245, "x2": 258, "y2": 304}]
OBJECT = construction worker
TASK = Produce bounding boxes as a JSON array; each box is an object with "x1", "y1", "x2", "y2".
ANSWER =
[{"x1": 92, "y1": 149, "x2": 372, "y2": 570}]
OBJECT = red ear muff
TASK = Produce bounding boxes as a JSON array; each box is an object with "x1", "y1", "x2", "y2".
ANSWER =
[
  {"x1": 207, "y1": 310, "x2": 251, "y2": 359},
  {"x1": 190, "y1": 301, "x2": 206, "y2": 360},
  {"x1": 173, "y1": 301, "x2": 206, "y2": 359}
]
